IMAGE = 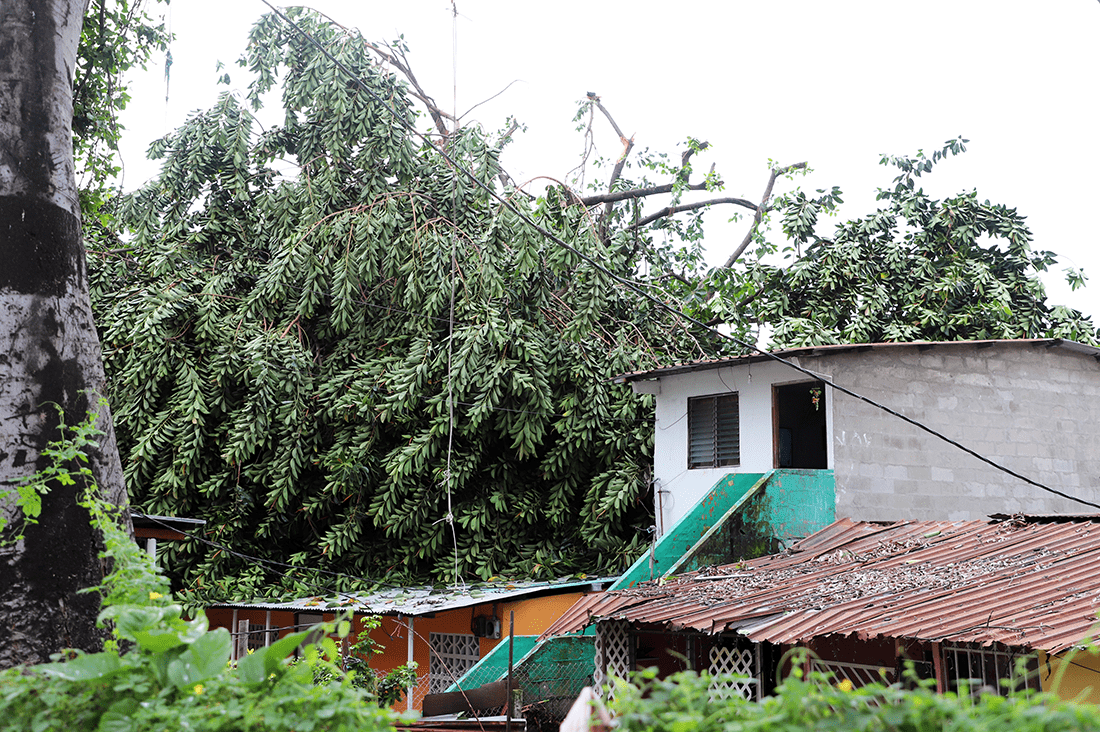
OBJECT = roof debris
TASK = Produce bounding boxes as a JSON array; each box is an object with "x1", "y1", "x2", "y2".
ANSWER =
[{"x1": 543, "y1": 516, "x2": 1100, "y2": 654}]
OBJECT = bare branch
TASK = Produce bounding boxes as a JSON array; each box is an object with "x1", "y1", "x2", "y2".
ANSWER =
[
  {"x1": 721, "y1": 161, "x2": 807, "y2": 269},
  {"x1": 579, "y1": 180, "x2": 714, "y2": 206},
  {"x1": 460, "y1": 80, "x2": 523, "y2": 121},
  {"x1": 365, "y1": 40, "x2": 454, "y2": 137},
  {"x1": 627, "y1": 196, "x2": 758, "y2": 230},
  {"x1": 585, "y1": 93, "x2": 638, "y2": 243}
]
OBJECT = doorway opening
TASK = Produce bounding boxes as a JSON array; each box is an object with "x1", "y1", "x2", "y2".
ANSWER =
[{"x1": 773, "y1": 381, "x2": 828, "y2": 469}]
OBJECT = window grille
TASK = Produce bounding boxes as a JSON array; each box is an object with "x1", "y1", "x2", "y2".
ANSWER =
[
  {"x1": 688, "y1": 393, "x2": 740, "y2": 469},
  {"x1": 428, "y1": 632, "x2": 481, "y2": 695},
  {"x1": 246, "y1": 622, "x2": 272, "y2": 651},
  {"x1": 942, "y1": 642, "x2": 1040, "y2": 695},
  {"x1": 811, "y1": 658, "x2": 896, "y2": 688}
]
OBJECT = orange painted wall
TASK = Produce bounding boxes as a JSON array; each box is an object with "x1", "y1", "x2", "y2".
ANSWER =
[{"x1": 206, "y1": 589, "x2": 597, "y2": 713}]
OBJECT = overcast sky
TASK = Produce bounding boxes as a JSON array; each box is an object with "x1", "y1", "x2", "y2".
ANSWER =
[{"x1": 117, "y1": 1, "x2": 1100, "y2": 320}]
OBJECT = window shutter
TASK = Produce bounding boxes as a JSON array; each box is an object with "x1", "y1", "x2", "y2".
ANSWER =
[
  {"x1": 688, "y1": 398, "x2": 716, "y2": 468},
  {"x1": 688, "y1": 393, "x2": 739, "y2": 469},
  {"x1": 715, "y1": 394, "x2": 740, "y2": 466}
]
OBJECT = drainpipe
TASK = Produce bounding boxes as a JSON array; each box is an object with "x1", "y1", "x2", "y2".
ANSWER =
[{"x1": 406, "y1": 615, "x2": 415, "y2": 711}]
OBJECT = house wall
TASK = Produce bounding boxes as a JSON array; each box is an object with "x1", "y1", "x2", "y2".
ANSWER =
[
  {"x1": 650, "y1": 359, "x2": 833, "y2": 532},
  {"x1": 815, "y1": 342, "x2": 1100, "y2": 520},
  {"x1": 1040, "y1": 650, "x2": 1100, "y2": 703},
  {"x1": 208, "y1": 591, "x2": 589, "y2": 713},
  {"x1": 647, "y1": 342, "x2": 1100, "y2": 525}
]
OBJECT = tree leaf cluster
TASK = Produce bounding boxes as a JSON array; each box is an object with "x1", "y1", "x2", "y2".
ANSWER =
[{"x1": 752, "y1": 140, "x2": 1098, "y2": 347}]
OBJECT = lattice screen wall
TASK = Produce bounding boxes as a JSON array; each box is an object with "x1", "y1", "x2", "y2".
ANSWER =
[
  {"x1": 592, "y1": 620, "x2": 631, "y2": 698},
  {"x1": 428, "y1": 632, "x2": 481, "y2": 695},
  {"x1": 709, "y1": 644, "x2": 760, "y2": 701}
]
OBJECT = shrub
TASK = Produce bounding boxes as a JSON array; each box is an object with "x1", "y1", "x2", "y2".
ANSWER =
[
  {"x1": 608, "y1": 666, "x2": 1100, "y2": 732},
  {"x1": 0, "y1": 415, "x2": 407, "y2": 732}
]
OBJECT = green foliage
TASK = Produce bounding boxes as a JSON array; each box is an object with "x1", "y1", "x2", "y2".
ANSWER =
[
  {"x1": 752, "y1": 139, "x2": 1098, "y2": 347},
  {"x1": 0, "y1": 403, "x2": 105, "y2": 543},
  {"x1": 74, "y1": 0, "x2": 171, "y2": 216},
  {"x1": 608, "y1": 666, "x2": 1100, "y2": 732},
  {"x1": 0, "y1": 423, "x2": 405, "y2": 731},
  {"x1": 89, "y1": 9, "x2": 722, "y2": 599}
]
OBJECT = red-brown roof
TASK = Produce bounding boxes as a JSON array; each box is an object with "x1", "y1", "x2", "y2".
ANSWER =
[{"x1": 543, "y1": 516, "x2": 1100, "y2": 653}]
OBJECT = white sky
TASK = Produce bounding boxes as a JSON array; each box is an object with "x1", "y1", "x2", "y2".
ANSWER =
[{"x1": 117, "y1": 0, "x2": 1100, "y2": 320}]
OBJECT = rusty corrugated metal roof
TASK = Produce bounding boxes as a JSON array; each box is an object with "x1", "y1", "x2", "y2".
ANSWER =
[
  {"x1": 542, "y1": 517, "x2": 1100, "y2": 654},
  {"x1": 612, "y1": 338, "x2": 1100, "y2": 383}
]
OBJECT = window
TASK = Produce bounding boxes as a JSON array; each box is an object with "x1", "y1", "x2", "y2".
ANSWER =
[
  {"x1": 688, "y1": 393, "x2": 739, "y2": 469},
  {"x1": 942, "y1": 642, "x2": 1040, "y2": 696},
  {"x1": 246, "y1": 622, "x2": 271, "y2": 651},
  {"x1": 428, "y1": 632, "x2": 481, "y2": 695}
]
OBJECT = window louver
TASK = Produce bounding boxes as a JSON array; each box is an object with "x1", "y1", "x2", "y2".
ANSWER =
[{"x1": 688, "y1": 393, "x2": 739, "y2": 469}]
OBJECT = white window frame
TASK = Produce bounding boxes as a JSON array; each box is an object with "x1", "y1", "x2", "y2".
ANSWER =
[{"x1": 688, "y1": 393, "x2": 740, "y2": 469}]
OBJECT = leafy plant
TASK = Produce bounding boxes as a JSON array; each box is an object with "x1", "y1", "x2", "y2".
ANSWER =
[
  {"x1": 0, "y1": 404, "x2": 105, "y2": 544},
  {"x1": 0, "y1": 413, "x2": 409, "y2": 731},
  {"x1": 608, "y1": 664, "x2": 1100, "y2": 732}
]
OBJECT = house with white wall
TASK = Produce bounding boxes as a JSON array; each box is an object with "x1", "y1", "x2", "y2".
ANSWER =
[{"x1": 616, "y1": 338, "x2": 1100, "y2": 536}]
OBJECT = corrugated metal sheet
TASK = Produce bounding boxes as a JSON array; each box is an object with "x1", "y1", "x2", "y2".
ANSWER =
[
  {"x1": 612, "y1": 338, "x2": 1100, "y2": 383},
  {"x1": 541, "y1": 517, "x2": 1100, "y2": 654},
  {"x1": 212, "y1": 576, "x2": 615, "y2": 617}
]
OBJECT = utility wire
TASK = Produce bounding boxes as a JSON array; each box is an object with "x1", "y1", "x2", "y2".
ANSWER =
[{"x1": 258, "y1": 0, "x2": 1100, "y2": 511}]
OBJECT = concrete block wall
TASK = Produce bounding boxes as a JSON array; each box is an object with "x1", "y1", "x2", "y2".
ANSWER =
[{"x1": 808, "y1": 342, "x2": 1100, "y2": 521}]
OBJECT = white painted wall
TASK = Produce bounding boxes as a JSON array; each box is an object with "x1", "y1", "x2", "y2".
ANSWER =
[{"x1": 643, "y1": 358, "x2": 832, "y2": 535}]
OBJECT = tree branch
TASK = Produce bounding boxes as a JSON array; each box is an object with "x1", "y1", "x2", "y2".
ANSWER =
[
  {"x1": 365, "y1": 40, "x2": 455, "y2": 138},
  {"x1": 628, "y1": 196, "x2": 758, "y2": 230},
  {"x1": 579, "y1": 180, "x2": 715, "y2": 207},
  {"x1": 588, "y1": 93, "x2": 636, "y2": 244},
  {"x1": 721, "y1": 161, "x2": 807, "y2": 269}
]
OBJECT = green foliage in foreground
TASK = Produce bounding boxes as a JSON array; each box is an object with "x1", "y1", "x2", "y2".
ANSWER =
[
  {"x1": 0, "y1": 476, "x2": 404, "y2": 731},
  {"x1": 608, "y1": 667, "x2": 1100, "y2": 732}
]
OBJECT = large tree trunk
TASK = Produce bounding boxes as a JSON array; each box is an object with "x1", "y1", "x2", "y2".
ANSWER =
[{"x1": 0, "y1": 0, "x2": 128, "y2": 668}]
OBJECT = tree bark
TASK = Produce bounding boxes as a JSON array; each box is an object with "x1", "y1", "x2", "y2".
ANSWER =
[{"x1": 0, "y1": 0, "x2": 128, "y2": 668}]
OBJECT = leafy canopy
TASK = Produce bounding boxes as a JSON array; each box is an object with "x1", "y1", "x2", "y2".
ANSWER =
[
  {"x1": 90, "y1": 9, "x2": 723, "y2": 601},
  {"x1": 751, "y1": 140, "x2": 1097, "y2": 347}
]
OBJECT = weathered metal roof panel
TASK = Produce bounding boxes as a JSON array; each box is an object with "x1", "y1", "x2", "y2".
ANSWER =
[
  {"x1": 612, "y1": 339, "x2": 1100, "y2": 383},
  {"x1": 542, "y1": 517, "x2": 1100, "y2": 654},
  {"x1": 212, "y1": 576, "x2": 615, "y2": 618}
]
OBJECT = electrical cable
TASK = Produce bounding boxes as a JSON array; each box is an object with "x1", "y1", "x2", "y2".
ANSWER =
[{"x1": 256, "y1": 0, "x2": 1100, "y2": 511}]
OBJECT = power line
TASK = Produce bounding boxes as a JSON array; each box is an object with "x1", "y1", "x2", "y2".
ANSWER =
[{"x1": 257, "y1": 0, "x2": 1100, "y2": 511}]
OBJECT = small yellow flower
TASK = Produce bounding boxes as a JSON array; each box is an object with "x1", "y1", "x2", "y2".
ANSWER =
[
  {"x1": 149, "y1": 591, "x2": 163, "y2": 600},
  {"x1": 193, "y1": 684, "x2": 205, "y2": 695},
  {"x1": 836, "y1": 679, "x2": 854, "y2": 692}
]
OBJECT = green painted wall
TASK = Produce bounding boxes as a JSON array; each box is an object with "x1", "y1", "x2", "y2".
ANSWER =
[
  {"x1": 611, "y1": 473, "x2": 767, "y2": 590},
  {"x1": 672, "y1": 469, "x2": 835, "y2": 574},
  {"x1": 446, "y1": 635, "x2": 539, "y2": 692},
  {"x1": 613, "y1": 469, "x2": 836, "y2": 589}
]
